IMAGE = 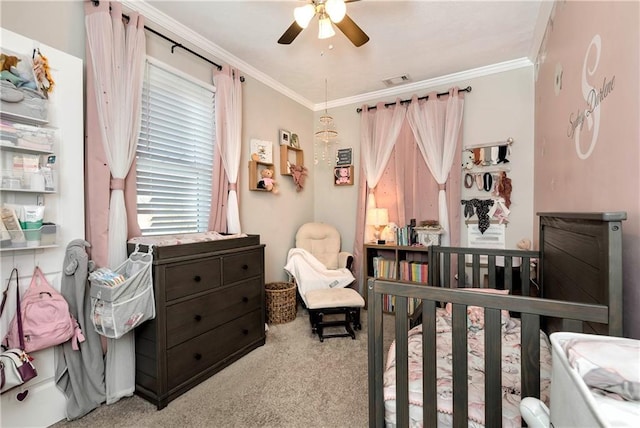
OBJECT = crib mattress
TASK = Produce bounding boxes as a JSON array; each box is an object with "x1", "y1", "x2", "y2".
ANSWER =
[
  {"x1": 383, "y1": 308, "x2": 552, "y2": 427},
  {"x1": 550, "y1": 332, "x2": 640, "y2": 428}
]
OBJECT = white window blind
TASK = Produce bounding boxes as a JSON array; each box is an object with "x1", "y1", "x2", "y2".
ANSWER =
[{"x1": 136, "y1": 61, "x2": 215, "y2": 236}]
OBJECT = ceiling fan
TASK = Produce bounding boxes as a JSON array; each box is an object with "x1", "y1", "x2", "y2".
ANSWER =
[{"x1": 278, "y1": 0, "x2": 370, "y2": 47}]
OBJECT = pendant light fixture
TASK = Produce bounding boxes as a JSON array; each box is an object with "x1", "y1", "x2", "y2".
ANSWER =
[{"x1": 315, "y1": 78, "x2": 338, "y2": 165}]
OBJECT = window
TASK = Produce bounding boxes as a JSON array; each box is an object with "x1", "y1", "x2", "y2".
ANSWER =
[{"x1": 136, "y1": 60, "x2": 215, "y2": 236}]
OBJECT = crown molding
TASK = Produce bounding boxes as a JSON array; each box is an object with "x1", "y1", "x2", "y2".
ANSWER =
[
  {"x1": 320, "y1": 57, "x2": 533, "y2": 111},
  {"x1": 122, "y1": 0, "x2": 315, "y2": 110},
  {"x1": 124, "y1": 1, "x2": 532, "y2": 113}
]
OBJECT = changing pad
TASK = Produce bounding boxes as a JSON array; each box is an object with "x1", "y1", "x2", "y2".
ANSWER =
[{"x1": 128, "y1": 231, "x2": 248, "y2": 247}]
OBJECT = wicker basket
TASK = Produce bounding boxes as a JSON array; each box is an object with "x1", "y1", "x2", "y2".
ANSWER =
[{"x1": 265, "y1": 282, "x2": 297, "y2": 324}]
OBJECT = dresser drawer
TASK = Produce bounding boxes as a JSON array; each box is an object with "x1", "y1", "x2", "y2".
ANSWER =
[
  {"x1": 165, "y1": 278, "x2": 263, "y2": 348},
  {"x1": 164, "y1": 257, "x2": 221, "y2": 301},
  {"x1": 167, "y1": 309, "x2": 263, "y2": 390},
  {"x1": 223, "y1": 249, "x2": 263, "y2": 284}
]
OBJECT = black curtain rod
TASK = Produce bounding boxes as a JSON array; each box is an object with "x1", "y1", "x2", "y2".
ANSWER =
[
  {"x1": 92, "y1": 0, "x2": 244, "y2": 82},
  {"x1": 356, "y1": 85, "x2": 472, "y2": 113}
]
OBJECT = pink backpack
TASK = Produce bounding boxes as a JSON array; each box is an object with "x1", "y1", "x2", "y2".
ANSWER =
[{"x1": 5, "y1": 267, "x2": 84, "y2": 353}]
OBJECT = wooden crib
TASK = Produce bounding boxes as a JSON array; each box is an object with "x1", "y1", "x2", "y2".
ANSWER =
[{"x1": 367, "y1": 212, "x2": 626, "y2": 427}]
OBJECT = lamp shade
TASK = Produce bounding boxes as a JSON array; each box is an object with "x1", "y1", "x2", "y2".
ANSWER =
[
  {"x1": 366, "y1": 208, "x2": 389, "y2": 227},
  {"x1": 294, "y1": 4, "x2": 315, "y2": 28},
  {"x1": 318, "y1": 16, "x2": 336, "y2": 39},
  {"x1": 325, "y1": 0, "x2": 346, "y2": 23}
]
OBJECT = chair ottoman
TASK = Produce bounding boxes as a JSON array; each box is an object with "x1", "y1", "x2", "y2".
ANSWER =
[{"x1": 305, "y1": 288, "x2": 365, "y2": 342}]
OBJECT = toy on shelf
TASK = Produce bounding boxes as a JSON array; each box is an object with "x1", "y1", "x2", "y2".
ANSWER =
[{"x1": 257, "y1": 168, "x2": 279, "y2": 194}]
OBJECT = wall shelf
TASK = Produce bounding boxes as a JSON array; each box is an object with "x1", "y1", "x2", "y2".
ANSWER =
[
  {"x1": 280, "y1": 145, "x2": 304, "y2": 176},
  {"x1": 462, "y1": 165, "x2": 511, "y2": 174},
  {"x1": 463, "y1": 137, "x2": 513, "y2": 150},
  {"x1": 0, "y1": 244, "x2": 59, "y2": 252},
  {"x1": 248, "y1": 160, "x2": 274, "y2": 191}
]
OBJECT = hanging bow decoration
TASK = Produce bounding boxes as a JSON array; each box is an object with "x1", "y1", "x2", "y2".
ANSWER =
[{"x1": 290, "y1": 164, "x2": 308, "y2": 192}]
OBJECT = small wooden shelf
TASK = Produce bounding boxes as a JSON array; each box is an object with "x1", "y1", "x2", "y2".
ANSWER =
[
  {"x1": 280, "y1": 145, "x2": 304, "y2": 176},
  {"x1": 248, "y1": 160, "x2": 274, "y2": 191}
]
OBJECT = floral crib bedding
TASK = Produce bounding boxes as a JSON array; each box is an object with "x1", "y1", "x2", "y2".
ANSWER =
[{"x1": 383, "y1": 308, "x2": 552, "y2": 428}]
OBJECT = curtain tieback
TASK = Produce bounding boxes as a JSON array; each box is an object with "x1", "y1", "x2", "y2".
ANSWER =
[
  {"x1": 438, "y1": 183, "x2": 446, "y2": 191},
  {"x1": 228, "y1": 183, "x2": 238, "y2": 191},
  {"x1": 110, "y1": 178, "x2": 125, "y2": 190}
]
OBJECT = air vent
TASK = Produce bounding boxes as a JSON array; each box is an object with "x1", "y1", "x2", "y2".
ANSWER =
[{"x1": 382, "y1": 74, "x2": 412, "y2": 87}]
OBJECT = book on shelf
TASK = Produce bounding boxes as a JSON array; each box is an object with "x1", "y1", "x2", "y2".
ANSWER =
[
  {"x1": 371, "y1": 253, "x2": 427, "y2": 315},
  {"x1": 382, "y1": 292, "x2": 420, "y2": 315},
  {"x1": 399, "y1": 260, "x2": 428, "y2": 283},
  {"x1": 395, "y1": 225, "x2": 419, "y2": 246},
  {"x1": 372, "y1": 256, "x2": 397, "y2": 280}
]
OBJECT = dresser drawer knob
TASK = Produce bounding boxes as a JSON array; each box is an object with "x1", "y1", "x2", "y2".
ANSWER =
[
  {"x1": 194, "y1": 314, "x2": 202, "y2": 322},
  {"x1": 242, "y1": 329, "x2": 249, "y2": 335},
  {"x1": 193, "y1": 275, "x2": 202, "y2": 282},
  {"x1": 242, "y1": 297, "x2": 248, "y2": 303},
  {"x1": 194, "y1": 353, "x2": 202, "y2": 360},
  {"x1": 242, "y1": 264, "x2": 249, "y2": 270}
]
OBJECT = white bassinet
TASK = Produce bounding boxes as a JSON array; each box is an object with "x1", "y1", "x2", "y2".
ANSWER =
[{"x1": 522, "y1": 332, "x2": 640, "y2": 427}]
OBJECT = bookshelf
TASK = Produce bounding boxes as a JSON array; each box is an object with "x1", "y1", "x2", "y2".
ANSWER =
[{"x1": 363, "y1": 243, "x2": 430, "y2": 316}]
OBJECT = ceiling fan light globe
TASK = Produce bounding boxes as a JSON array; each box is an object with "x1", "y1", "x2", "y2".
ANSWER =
[
  {"x1": 294, "y1": 4, "x2": 315, "y2": 28},
  {"x1": 325, "y1": 0, "x2": 346, "y2": 23},
  {"x1": 318, "y1": 16, "x2": 336, "y2": 39}
]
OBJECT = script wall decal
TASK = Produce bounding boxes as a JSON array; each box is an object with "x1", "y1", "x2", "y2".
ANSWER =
[{"x1": 566, "y1": 34, "x2": 615, "y2": 160}]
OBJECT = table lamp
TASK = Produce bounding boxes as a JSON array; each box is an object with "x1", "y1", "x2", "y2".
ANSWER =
[{"x1": 367, "y1": 208, "x2": 389, "y2": 244}]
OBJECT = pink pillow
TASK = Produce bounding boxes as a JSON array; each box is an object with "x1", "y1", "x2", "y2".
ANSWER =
[{"x1": 445, "y1": 288, "x2": 510, "y2": 328}]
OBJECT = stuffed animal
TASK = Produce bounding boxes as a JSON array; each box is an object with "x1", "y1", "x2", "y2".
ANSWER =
[
  {"x1": 0, "y1": 54, "x2": 19, "y2": 72},
  {"x1": 257, "y1": 168, "x2": 278, "y2": 194},
  {"x1": 335, "y1": 167, "x2": 350, "y2": 185}
]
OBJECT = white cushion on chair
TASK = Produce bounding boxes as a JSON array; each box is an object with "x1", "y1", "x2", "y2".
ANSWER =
[
  {"x1": 306, "y1": 288, "x2": 365, "y2": 310},
  {"x1": 295, "y1": 222, "x2": 342, "y2": 269}
]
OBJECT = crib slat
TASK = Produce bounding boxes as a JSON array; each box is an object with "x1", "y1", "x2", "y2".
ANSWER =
[
  {"x1": 484, "y1": 308, "x2": 502, "y2": 427},
  {"x1": 521, "y1": 257, "x2": 531, "y2": 296},
  {"x1": 456, "y1": 253, "x2": 464, "y2": 288},
  {"x1": 452, "y1": 303, "x2": 468, "y2": 427},
  {"x1": 395, "y1": 297, "x2": 410, "y2": 427},
  {"x1": 487, "y1": 255, "x2": 497, "y2": 287},
  {"x1": 504, "y1": 256, "x2": 513, "y2": 293},
  {"x1": 367, "y1": 280, "x2": 385, "y2": 427},
  {"x1": 521, "y1": 313, "x2": 541, "y2": 400},
  {"x1": 443, "y1": 252, "x2": 451, "y2": 288},
  {"x1": 422, "y1": 300, "x2": 438, "y2": 427}
]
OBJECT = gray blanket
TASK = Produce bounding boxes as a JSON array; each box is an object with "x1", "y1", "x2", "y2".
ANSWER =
[{"x1": 54, "y1": 239, "x2": 105, "y2": 420}]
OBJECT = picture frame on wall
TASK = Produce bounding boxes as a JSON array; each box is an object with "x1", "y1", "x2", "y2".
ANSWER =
[
  {"x1": 290, "y1": 133, "x2": 300, "y2": 148},
  {"x1": 250, "y1": 139, "x2": 273, "y2": 163},
  {"x1": 336, "y1": 148, "x2": 352, "y2": 166},
  {"x1": 334, "y1": 165, "x2": 354, "y2": 186},
  {"x1": 279, "y1": 129, "x2": 291, "y2": 146}
]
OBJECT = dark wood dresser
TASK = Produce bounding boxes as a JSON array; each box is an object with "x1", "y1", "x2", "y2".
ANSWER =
[{"x1": 128, "y1": 235, "x2": 266, "y2": 409}]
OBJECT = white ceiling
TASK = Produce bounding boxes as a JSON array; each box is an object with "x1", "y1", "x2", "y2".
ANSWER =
[{"x1": 130, "y1": 1, "x2": 550, "y2": 110}]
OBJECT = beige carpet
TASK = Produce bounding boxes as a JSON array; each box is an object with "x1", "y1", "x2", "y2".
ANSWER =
[{"x1": 51, "y1": 307, "x2": 395, "y2": 428}]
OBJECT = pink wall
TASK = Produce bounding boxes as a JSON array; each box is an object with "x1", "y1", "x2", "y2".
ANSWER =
[{"x1": 534, "y1": 1, "x2": 640, "y2": 338}]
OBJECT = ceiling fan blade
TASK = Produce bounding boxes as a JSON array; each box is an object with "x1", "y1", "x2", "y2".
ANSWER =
[
  {"x1": 278, "y1": 21, "x2": 304, "y2": 45},
  {"x1": 334, "y1": 14, "x2": 369, "y2": 47}
]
